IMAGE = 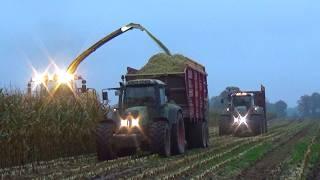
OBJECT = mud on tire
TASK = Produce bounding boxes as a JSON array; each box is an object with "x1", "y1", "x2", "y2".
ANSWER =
[
  {"x1": 219, "y1": 115, "x2": 232, "y2": 136},
  {"x1": 149, "y1": 121, "x2": 171, "y2": 156},
  {"x1": 251, "y1": 115, "x2": 263, "y2": 135},
  {"x1": 96, "y1": 121, "x2": 116, "y2": 161},
  {"x1": 189, "y1": 121, "x2": 209, "y2": 148},
  {"x1": 171, "y1": 113, "x2": 186, "y2": 154}
]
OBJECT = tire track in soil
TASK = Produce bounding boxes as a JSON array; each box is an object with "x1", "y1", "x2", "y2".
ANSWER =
[
  {"x1": 73, "y1": 122, "x2": 293, "y2": 179},
  {"x1": 237, "y1": 126, "x2": 310, "y2": 180},
  {"x1": 307, "y1": 161, "x2": 320, "y2": 180},
  {"x1": 0, "y1": 122, "x2": 295, "y2": 179}
]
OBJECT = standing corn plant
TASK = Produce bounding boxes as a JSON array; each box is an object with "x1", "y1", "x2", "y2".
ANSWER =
[{"x1": 0, "y1": 88, "x2": 104, "y2": 168}]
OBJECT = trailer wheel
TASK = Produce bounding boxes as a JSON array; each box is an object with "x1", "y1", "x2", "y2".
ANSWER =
[
  {"x1": 172, "y1": 113, "x2": 186, "y2": 154},
  {"x1": 204, "y1": 122, "x2": 209, "y2": 147},
  {"x1": 149, "y1": 121, "x2": 171, "y2": 156},
  {"x1": 96, "y1": 121, "x2": 116, "y2": 161}
]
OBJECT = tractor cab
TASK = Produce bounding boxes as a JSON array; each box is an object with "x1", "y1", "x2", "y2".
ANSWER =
[
  {"x1": 102, "y1": 79, "x2": 177, "y2": 132},
  {"x1": 219, "y1": 86, "x2": 267, "y2": 136},
  {"x1": 123, "y1": 79, "x2": 167, "y2": 110},
  {"x1": 230, "y1": 92, "x2": 255, "y2": 116},
  {"x1": 98, "y1": 78, "x2": 184, "y2": 160},
  {"x1": 231, "y1": 93, "x2": 254, "y2": 108}
]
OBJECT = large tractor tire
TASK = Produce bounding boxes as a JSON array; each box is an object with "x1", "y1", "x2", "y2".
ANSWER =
[
  {"x1": 149, "y1": 121, "x2": 171, "y2": 156},
  {"x1": 219, "y1": 115, "x2": 232, "y2": 136},
  {"x1": 96, "y1": 121, "x2": 116, "y2": 161},
  {"x1": 171, "y1": 113, "x2": 186, "y2": 154},
  {"x1": 251, "y1": 115, "x2": 263, "y2": 135},
  {"x1": 189, "y1": 121, "x2": 209, "y2": 148},
  {"x1": 263, "y1": 118, "x2": 268, "y2": 133}
]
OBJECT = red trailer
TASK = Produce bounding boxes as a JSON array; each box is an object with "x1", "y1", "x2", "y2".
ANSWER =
[{"x1": 126, "y1": 58, "x2": 209, "y2": 147}]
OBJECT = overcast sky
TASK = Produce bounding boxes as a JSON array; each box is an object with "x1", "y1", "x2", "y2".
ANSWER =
[{"x1": 0, "y1": 0, "x2": 319, "y2": 107}]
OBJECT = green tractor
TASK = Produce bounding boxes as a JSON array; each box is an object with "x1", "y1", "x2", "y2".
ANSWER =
[
  {"x1": 96, "y1": 79, "x2": 186, "y2": 160},
  {"x1": 219, "y1": 85, "x2": 267, "y2": 136}
]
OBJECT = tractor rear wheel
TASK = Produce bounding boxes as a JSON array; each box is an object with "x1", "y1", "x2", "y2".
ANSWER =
[
  {"x1": 172, "y1": 113, "x2": 186, "y2": 154},
  {"x1": 96, "y1": 121, "x2": 116, "y2": 161},
  {"x1": 189, "y1": 121, "x2": 209, "y2": 148},
  {"x1": 149, "y1": 121, "x2": 171, "y2": 156}
]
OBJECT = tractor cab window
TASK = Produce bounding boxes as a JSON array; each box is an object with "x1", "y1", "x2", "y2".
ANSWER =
[
  {"x1": 159, "y1": 87, "x2": 167, "y2": 105},
  {"x1": 125, "y1": 85, "x2": 156, "y2": 108},
  {"x1": 232, "y1": 95, "x2": 253, "y2": 108}
]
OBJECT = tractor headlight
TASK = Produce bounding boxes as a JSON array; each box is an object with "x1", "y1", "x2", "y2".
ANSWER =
[
  {"x1": 226, "y1": 107, "x2": 230, "y2": 112},
  {"x1": 233, "y1": 116, "x2": 239, "y2": 124},
  {"x1": 131, "y1": 117, "x2": 140, "y2": 127},
  {"x1": 120, "y1": 119, "x2": 129, "y2": 128},
  {"x1": 239, "y1": 116, "x2": 247, "y2": 124},
  {"x1": 120, "y1": 116, "x2": 140, "y2": 128},
  {"x1": 233, "y1": 114, "x2": 248, "y2": 125}
]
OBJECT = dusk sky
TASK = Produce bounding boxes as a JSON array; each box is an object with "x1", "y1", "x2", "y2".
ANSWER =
[{"x1": 0, "y1": 0, "x2": 319, "y2": 107}]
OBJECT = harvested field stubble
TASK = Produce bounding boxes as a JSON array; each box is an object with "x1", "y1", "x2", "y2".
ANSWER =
[{"x1": 1, "y1": 120, "x2": 312, "y2": 180}]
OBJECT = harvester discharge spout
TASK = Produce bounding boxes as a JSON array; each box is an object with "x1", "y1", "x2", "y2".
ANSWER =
[{"x1": 66, "y1": 23, "x2": 171, "y2": 74}]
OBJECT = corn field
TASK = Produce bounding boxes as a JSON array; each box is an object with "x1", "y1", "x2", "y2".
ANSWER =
[
  {"x1": 1, "y1": 90, "x2": 320, "y2": 179},
  {"x1": 0, "y1": 88, "x2": 104, "y2": 168},
  {"x1": 1, "y1": 119, "x2": 320, "y2": 179}
]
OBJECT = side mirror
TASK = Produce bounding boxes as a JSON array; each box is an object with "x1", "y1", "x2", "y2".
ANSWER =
[
  {"x1": 115, "y1": 90, "x2": 120, "y2": 96},
  {"x1": 102, "y1": 91, "x2": 108, "y2": 101}
]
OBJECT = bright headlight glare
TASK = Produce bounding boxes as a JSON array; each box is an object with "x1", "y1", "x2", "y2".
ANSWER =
[
  {"x1": 239, "y1": 116, "x2": 247, "y2": 124},
  {"x1": 57, "y1": 71, "x2": 74, "y2": 84},
  {"x1": 233, "y1": 116, "x2": 239, "y2": 124},
  {"x1": 33, "y1": 73, "x2": 46, "y2": 85},
  {"x1": 120, "y1": 119, "x2": 128, "y2": 127},
  {"x1": 131, "y1": 118, "x2": 139, "y2": 127}
]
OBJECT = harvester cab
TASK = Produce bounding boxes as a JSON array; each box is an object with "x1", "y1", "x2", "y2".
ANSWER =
[
  {"x1": 96, "y1": 78, "x2": 185, "y2": 160},
  {"x1": 219, "y1": 85, "x2": 267, "y2": 136}
]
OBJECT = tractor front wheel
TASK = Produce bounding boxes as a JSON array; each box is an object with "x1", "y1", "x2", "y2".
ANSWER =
[
  {"x1": 96, "y1": 121, "x2": 116, "y2": 161},
  {"x1": 219, "y1": 115, "x2": 232, "y2": 136},
  {"x1": 149, "y1": 121, "x2": 171, "y2": 156}
]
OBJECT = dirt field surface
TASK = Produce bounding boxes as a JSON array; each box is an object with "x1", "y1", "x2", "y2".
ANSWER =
[
  {"x1": 237, "y1": 126, "x2": 310, "y2": 179},
  {"x1": 1, "y1": 120, "x2": 320, "y2": 180}
]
